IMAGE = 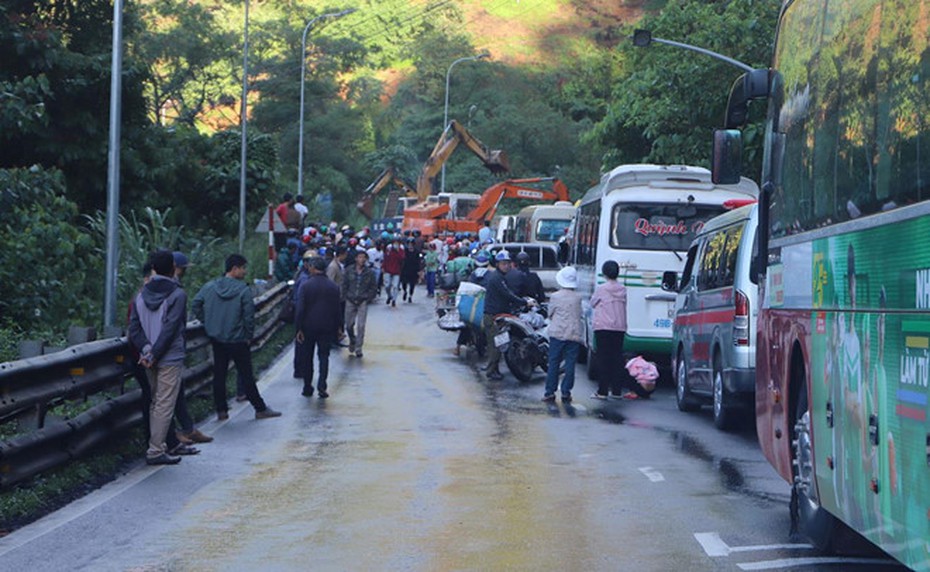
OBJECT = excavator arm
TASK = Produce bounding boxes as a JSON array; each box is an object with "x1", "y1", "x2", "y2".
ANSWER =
[
  {"x1": 415, "y1": 120, "x2": 509, "y2": 201},
  {"x1": 436, "y1": 177, "x2": 571, "y2": 234},
  {"x1": 357, "y1": 167, "x2": 417, "y2": 219}
]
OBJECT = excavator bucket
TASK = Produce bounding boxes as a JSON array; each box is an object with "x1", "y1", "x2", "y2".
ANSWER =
[
  {"x1": 484, "y1": 150, "x2": 510, "y2": 175},
  {"x1": 356, "y1": 198, "x2": 374, "y2": 219}
]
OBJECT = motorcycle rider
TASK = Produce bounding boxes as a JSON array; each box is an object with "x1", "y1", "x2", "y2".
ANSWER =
[
  {"x1": 513, "y1": 251, "x2": 546, "y2": 302},
  {"x1": 482, "y1": 250, "x2": 533, "y2": 380},
  {"x1": 454, "y1": 250, "x2": 491, "y2": 357}
]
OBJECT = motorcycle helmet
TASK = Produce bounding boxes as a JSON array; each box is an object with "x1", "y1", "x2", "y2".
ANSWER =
[
  {"x1": 494, "y1": 250, "x2": 512, "y2": 262},
  {"x1": 475, "y1": 251, "x2": 490, "y2": 266}
]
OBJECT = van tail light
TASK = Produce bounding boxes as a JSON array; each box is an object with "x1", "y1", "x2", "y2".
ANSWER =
[{"x1": 733, "y1": 290, "x2": 750, "y2": 346}]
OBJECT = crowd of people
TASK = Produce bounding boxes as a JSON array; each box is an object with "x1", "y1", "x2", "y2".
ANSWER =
[{"x1": 124, "y1": 193, "x2": 642, "y2": 465}]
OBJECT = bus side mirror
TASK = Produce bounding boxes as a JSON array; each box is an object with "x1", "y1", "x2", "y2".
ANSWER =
[
  {"x1": 661, "y1": 271, "x2": 679, "y2": 292},
  {"x1": 712, "y1": 129, "x2": 742, "y2": 185}
]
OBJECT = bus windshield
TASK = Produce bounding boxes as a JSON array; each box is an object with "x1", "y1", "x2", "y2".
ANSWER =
[{"x1": 609, "y1": 203, "x2": 727, "y2": 252}]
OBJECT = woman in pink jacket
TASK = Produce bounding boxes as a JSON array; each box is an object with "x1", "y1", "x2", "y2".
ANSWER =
[{"x1": 589, "y1": 260, "x2": 634, "y2": 400}]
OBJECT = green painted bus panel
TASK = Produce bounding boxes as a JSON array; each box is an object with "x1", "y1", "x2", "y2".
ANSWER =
[
  {"x1": 622, "y1": 335, "x2": 672, "y2": 355},
  {"x1": 806, "y1": 215, "x2": 930, "y2": 567}
]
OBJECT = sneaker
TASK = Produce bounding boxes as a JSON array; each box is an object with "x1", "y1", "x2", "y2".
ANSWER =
[
  {"x1": 561, "y1": 394, "x2": 572, "y2": 403},
  {"x1": 541, "y1": 394, "x2": 556, "y2": 402},
  {"x1": 146, "y1": 453, "x2": 181, "y2": 465},
  {"x1": 590, "y1": 393, "x2": 608, "y2": 400},
  {"x1": 255, "y1": 408, "x2": 282, "y2": 419},
  {"x1": 169, "y1": 444, "x2": 200, "y2": 456},
  {"x1": 302, "y1": 387, "x2": 314, "y2": 397},
  {"x1": 184, "y1": 429, "x2": 214, "y2": 444},
  {"x1": 487, "y1": 371, "x2": 504, "y2": 380},
  {"x1": 217, "y1": 411, "x2": 229, "y2": 421},
  {"x1": 175, "y1": 431, "x2": 194, "y2": 445},
  {"x1": 235, "y1": 394, "x2": 248, "y2": 402},
  {"x1": 348, "y1": 345, "x2": 356, "y2": 354},
  {"x1": 609, "y1": 393, "x2": 625, "y2": 400},
  {"x1": 355, "y1": 349, "x2": 363, "y2": 358},
  {"x1": 318, "y1": 391, "x2": 329, "y2": 399}
]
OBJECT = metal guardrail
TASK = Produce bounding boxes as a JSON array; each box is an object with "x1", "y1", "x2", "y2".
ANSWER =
[{"x1": 0, "y1": 282, "x2": 291, "y2": 489}]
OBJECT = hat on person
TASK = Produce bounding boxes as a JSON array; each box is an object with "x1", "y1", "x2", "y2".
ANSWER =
[
  {"x1": 556, "y1": 266, "x2": 578, "y2": 289},
  {"x1": 172, "y1": 251, "x2": 189, "y2": 268},
  {"x1": 494, "y1": 250, "x2": 511, "y2": 262},
  {"x1": 302, "y1": 249, "x2": 315, "y2": 260}
]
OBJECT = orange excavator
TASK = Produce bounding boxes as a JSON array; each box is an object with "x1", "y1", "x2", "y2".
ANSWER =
[
  {"x1": 436, "y1": 177, "x2": 570, "y2": 234},
  {"x1": 356, "y1": 166, "x2": 417, "y2": 220},
  {"x1": 402, "y1": 120, "x2": 509, "y2": 234}
]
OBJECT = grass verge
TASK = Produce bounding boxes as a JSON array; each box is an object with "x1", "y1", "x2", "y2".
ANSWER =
[{"x1": 0, "y1": 323, "x2": 295, "y2": 537}]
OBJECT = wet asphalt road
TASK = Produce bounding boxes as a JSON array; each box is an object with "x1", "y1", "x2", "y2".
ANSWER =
[{"x1": 0, "y1": 294, "x2": 908, "y2": 572}]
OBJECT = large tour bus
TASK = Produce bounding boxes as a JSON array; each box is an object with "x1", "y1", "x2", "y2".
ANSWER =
[
  {"x1": 715, "y1": 1, "x2": 930, "y2": 567},
  {"x1": 513, "y1": 201, "x2": 576, "y2": 243},
  {"x1": 571, "y1": 164, "x2": 758, "y2": 370}
]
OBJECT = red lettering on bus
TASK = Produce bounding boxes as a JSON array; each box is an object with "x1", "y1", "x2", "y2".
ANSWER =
[{"x1": 633, "y1": 218, "x2": 689, "y2": 237}]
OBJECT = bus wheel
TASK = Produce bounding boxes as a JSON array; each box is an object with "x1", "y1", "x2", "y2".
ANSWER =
[
  {"x1": 676, "y1": 351, "x2": 700, "y2": 412},
  {"x1": 712, "y1": 353, "x2": 735, "y2": 430}
]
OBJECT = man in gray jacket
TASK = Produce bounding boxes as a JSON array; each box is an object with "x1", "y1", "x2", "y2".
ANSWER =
[
  {"x1": 129, "y1": 249, "x2": 188, "y2": 465},
  {"x1": 193, "y1": 254, "x2": 282, "y2": 421},
  {"x1": 342, "y1": 250, "x2": 377, "y2": 357}
]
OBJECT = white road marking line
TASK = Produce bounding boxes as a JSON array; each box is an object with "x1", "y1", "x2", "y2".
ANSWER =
[
  {"x1": 638, "y1": 466, "x2": 665, "y2": 482},
  {"x1": 737, "y1": 557, "x2": 897, "y2": 570},
  {"x1": 695, "y1": 532, "x2": 814, "y2": 557}
]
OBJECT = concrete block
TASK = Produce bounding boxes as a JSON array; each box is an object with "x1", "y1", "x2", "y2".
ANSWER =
[
  {"x1": 67, "y1": 326, "x2": 97, "y2": 346},
  {"x1": 18, "y1": 340, "x2": 46, "y2": 359}
]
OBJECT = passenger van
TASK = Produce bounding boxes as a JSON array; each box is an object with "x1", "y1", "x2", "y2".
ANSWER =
[
  {"x1": 661, "y1": 203, "x2": 758, "y2": 430},
  {"x1": 513, "y1": 201, "x2": 576, "y2": 243}
]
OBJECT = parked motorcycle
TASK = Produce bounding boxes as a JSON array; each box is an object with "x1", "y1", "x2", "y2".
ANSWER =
[
  {"x1": 435, "y1": 274, "x2": 486, "y2": 357},
  {"x1": 495, "y1": 304, "x2": 549, "y2": 383}
]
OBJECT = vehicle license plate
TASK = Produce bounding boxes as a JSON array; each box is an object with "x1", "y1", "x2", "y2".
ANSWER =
[{"x1": 494, "y1": 331, "x2": 510, "y2": 347}]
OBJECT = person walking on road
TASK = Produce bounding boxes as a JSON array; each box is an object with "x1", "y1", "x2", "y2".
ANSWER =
[
  {"x1": 424, "y1": 242, "x2": 440, "y2": 298},
  {"x1": 400, "y1": 238, "x2": 421, "y2": 302},
  {"x1": 328, "y1": 246, "x2": 348, "y2": 341},
  {"x1": 589, "y1": 260, "x2": 633, "y2": 400},
  {"x1": 343, "y1": 250, "x2": 377, "y2": 358},
  {"x1": 296, "y1": 257, "x2": 341, "y2": 398},
  {"x1": 483, "y1": 251, "x2": 531, "y2": 380},
  {"x1": 128, "y1": 249, "x2": 189, "y2": 465},
  {"x1": 192, "y1": 254, "x2": 282, "y2": 421},
  {"x1": 382, "y1": 240, "x2": 404, "y2": 307},
  {"x1": 543, "y1": 266, "x2": 584, "y2": 403}
]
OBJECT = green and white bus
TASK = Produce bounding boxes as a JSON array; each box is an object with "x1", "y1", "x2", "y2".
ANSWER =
[{"x1": 717, "y1": 0, "x2": 930, "y2": 567}]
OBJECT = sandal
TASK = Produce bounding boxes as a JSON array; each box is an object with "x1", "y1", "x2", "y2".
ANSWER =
[
  {"x1": 621, "y1": 391, "x2": 639, "y2": 400},
  {"x1": 170, "y1": 444, "x2": 200, "y2": 456}
]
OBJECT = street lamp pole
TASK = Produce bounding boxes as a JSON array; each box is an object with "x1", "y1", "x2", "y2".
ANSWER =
[
  {"x1": 238, "y1": 0, "x2": 249, "y2": 253},
  {"x1": 103, "y1": 0, "x2": 124, "y2": 329},
  {"x1": 441, "y1": 51, "x2": 490, "y2": 194},
  {"x1": 297, "y1": 8, "x2": 356, "y2": 199}
]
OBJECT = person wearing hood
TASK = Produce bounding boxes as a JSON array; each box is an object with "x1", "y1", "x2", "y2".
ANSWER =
[
  {"x1": 129, "y1": 249, "x2": 189, "y2": 465},
  {"x1": 193, "y1": 254, "x2": 282, "y2": 421},
  {"x1": 543, "y1": 266, "x2": 584, "y2": 402},
  {"x1": 589, "y1": 260, "x2": 630, "y2": 400}
]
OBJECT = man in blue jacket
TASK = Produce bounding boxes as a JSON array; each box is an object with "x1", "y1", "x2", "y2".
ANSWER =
[
  {"x1": 482, "y1": 251, "x2": 531, "y2": 380},
  {"x1": 193, "y1": 254, "x2": 282, "y2": 421},
  {"x1": 129, "y1": 249, "x2": 188, "y2": 465}
]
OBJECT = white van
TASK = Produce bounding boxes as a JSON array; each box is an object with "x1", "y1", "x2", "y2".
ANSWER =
[{"x1": 661, "y1": 203, "x2": 759, "y2": 430}]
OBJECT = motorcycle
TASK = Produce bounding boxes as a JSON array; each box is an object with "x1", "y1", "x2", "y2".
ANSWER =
[
  {"x1": 495, "y1": 303, "x2": 549, "y2": 383},
  {"x1": 435, "y1": 274, "x2": 486, "y2": 357}
]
